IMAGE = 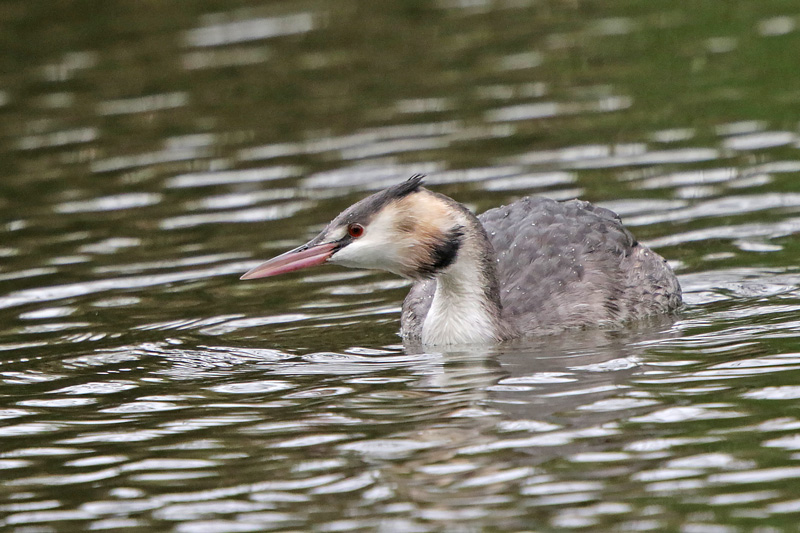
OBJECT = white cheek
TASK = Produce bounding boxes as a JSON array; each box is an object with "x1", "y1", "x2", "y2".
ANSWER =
[
  {"x1": 329, "y1": 233, "x2": 404, "y2": 272},
  {"x1": 328, "y1": 210, "x2": 413, "y2": 275}
]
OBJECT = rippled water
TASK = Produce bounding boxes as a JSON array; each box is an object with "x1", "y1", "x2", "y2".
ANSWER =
[{"x1": 3, "y1": 1, "x2": 800, "y2": 531}]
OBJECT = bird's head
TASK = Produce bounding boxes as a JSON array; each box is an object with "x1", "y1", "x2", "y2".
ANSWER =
[{"x1": 240, "y1": 175, "x2": 465, "y2": 281}]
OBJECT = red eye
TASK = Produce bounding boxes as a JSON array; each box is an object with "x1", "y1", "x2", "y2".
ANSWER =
[{"x1": 348, "y1": 223, "x2": 364, "y2": 238}]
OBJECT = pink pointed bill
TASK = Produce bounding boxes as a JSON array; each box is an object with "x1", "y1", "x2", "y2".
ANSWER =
[{"x1": 240, "y1": 242, "x2": 337, "y2": 280}]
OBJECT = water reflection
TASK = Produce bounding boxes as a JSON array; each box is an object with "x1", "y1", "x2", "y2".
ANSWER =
[
  {"x1": 3, "y1": 306, "x2": 800, "y2": 531},
  {"x1": 4, "y1": 325, "x2": 690, "y2": 528}
]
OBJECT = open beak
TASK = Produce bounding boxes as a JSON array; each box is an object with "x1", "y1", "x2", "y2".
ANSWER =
[{"x1": 240, "y1": 241, "x2": 338, "y2": 280}]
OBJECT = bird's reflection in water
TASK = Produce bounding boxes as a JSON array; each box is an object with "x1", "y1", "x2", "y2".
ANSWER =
[
  {"x1": 109, "y1": 320, "x2": 684, "y2": 528},
  {"x1": 400, "y1": 317, "x2": 682, "y2": 454},
  {"x1": 320, "y1": 320, "x2": 683, "y2": 520}
]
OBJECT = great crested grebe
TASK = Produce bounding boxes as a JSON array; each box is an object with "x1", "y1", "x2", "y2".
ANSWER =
[{"x1": 241, "y1": 175, "x2": 682, "y2": 345}]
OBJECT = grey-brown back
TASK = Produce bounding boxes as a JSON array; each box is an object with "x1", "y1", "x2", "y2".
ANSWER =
[{"x1": 401, "y1": 196, "x2": 681, "y2": 340}]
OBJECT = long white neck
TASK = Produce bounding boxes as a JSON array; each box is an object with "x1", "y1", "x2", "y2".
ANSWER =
[{"x1": 421, "y1": 233, "x2": 504, "y2": 346}]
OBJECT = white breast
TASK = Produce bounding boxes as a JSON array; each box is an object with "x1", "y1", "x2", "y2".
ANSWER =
[{"x1": 420, "y1": 258, "x2": 498, "y2": 345}]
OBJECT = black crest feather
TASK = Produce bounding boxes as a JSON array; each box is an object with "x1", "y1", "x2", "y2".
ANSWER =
[
  {"x1": 331, "y1": 174, "x2": 427, "y2": 228},
  {"x1": 387, "y1": 174, "x2": 425, "y2": 200}
]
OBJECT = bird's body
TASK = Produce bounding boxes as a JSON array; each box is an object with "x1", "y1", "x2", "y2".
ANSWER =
[
  {"x1": 242, "y1": 176, "x2": 682, "y2": 345},
  {"x1": 401, "y1": 195, "x2": 681, "y2": 344}
]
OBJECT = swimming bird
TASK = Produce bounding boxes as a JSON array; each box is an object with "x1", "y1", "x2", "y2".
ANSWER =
[{"x1": 241, "y1": 175, "x2": 681, "y2": 345}]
